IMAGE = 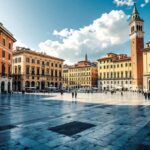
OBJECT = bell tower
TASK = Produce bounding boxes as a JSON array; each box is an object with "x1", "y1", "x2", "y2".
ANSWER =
[{"x1": 130, "y1": 3, "x2": 144, "y2": 90}]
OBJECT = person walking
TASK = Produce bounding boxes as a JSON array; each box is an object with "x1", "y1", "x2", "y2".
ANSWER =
[
  {"x1": 75, "y1": 91, "x2": 77, "y2": 103},
  {"x1": 72, "y1": 92, "x2": 74, "y2": 99},
  {"x1": 148, "y1": 91, "x2": 150, "y2": 100},
  {"x1": 121, "y1": 91, "x2": 123, "y2": 96}
]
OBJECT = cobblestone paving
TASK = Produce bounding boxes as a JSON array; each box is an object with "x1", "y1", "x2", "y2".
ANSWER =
[{"x1": 0, "y1": 93, "x2": 150, "y2": 150}]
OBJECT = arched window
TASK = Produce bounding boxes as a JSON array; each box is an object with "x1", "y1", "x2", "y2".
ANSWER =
[{"x1": 2, "y1": 63, "x2": 5, "y2": 76}]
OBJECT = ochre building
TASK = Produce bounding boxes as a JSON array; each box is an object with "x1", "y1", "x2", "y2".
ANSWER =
[
  {"x1": 143, "y1": 42, "x2": 150, "y2": 91},
  {"x1": 97, "y1": 53, "x2": 132, "y2": 90},
  {"x1": 12, "y1": 47, "x2": 64, "y2": 91},
  {"x1": 63, "y1": 55, "x2": 98, "y2": 90},
  {"x1": 0, "y1": 23, "x2": 16, "y2": 93}
]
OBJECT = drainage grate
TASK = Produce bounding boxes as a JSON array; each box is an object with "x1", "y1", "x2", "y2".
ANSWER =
[
  {"x1": 48, "y1": 121, "x2": 95, "y2": 136},
  {"x1": 0, "y1": 125, "x2": 17, "y2": 131},
  {"x1": 138, "y1": 144, "x2": 150, "y2": 150}
]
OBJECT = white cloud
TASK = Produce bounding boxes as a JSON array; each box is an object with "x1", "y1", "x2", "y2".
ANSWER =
[
  {"x1": 113, "y1": 0, "x2": 134, "y2": 6},
  {"x1": 141, "y1": 0, "x2": 149, "y2": 7},
  {"x1": 39, "y1": 10, "x2": 129, "y2": 64},
  {"x1": 13, "y1": 40, "x2": 28, "y2": 49}
]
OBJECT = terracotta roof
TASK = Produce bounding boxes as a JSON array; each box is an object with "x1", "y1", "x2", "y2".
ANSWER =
[
  {"x1": 0, "y1": 22, "x2": 16, "y2": 42},
  {"x1": 13, "y1": 47, "x2": 64, "y2": 62}
]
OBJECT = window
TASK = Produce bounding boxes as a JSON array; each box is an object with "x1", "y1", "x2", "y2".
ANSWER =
[
  {"x1": 2, "y1": 38, "x2": 5, "y2": 46},
  {"x1": 37, "y1": 68, "x2": 40, "y2": 75},
  {"x1": 46, "y1": 69, "x2": 49, "y2": 75},
  {"x1": 59, "y1": 64, "x2": 62, "y2": 68},
  {"x1": 9, "y1": 43, "x2": 11, "y2": 49},
  {"x1": 2, "y1": 63, "x2": 5, "y2": 76},
  {"x1": 8, "y1": 54, "x2": 11, "y2": 60},
  {"x1": 51, "y1": 63, "x2": 53, "y2": 67},
  {"x1": 18, "y1": 57, "x2": 21, "y2": 62},
  {"x1": 26, "y1": 66, "x2": 30, "y2": 74},
  {"x1": 18, "y1": 66, "x2": 21, "y2": 74},
  {"x1": 37, "y1": 60, "x2": 40, "y2": 64},
  {"x1": 42, "y1": 69, "x2": 44, "y2": 75},
  {"x1": 8, "y1": 65, "x2": 11, "y2": 76},
  {"x1": 121, "y1": 71, "x2": 123, "y2": 78},
  {"x1": 32, "y1": 67, "x2": 35, "y2": 75},
  {"x1": 55, "y1": 64, "x2": 57, "y2": 67},
  {"x1": 46, "y1": 62, "x2": 49, "y2": 66},
  {"x1": 55, "y1": 70, "x2": 57, "y2": 77},
  {"x1": 2, "y1": 50, "x2": 5, "y2": 58},
  {"x1": 26, "y1": 58, "x2": 30, "y2": 63},
  {"x1": 15, "y1": 58, "x2": 17, "y2": 63},
  {"x1": 15, "y1": 67, "x2": 17, "y2": 74},
  {"x1": 32, "y1": 59, "x2": 35, "y2": 64}
]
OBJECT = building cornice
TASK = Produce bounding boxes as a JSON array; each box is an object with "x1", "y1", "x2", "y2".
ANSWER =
[
  {"x1": 0, "y1": 23, "x2": 16, "y2": 42},
  {"x1": 13, "y1": 47, "x2": 64, "y2": 62}
]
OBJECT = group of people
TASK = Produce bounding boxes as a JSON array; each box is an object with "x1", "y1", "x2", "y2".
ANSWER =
[
  {"x1": 144, "y1": 91, "x2": 150, "y2": 100},
  {"x1": 72, "y1": 91, "x2": 77, "y2": 99}
]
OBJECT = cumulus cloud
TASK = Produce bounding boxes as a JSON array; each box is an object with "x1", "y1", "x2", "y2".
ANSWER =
[
  {"x1": 39, "y1": 10, "x2": 129, "y2": 64},
  {"x1": 113, "y1": 0, "x2": 134, "y2": 6},
  {"x1": 13, "y1": 40, "x2": 28, "y2": 49},
  {"x1": 141, "y1": 0, "x2": 149, "y2": 7}
]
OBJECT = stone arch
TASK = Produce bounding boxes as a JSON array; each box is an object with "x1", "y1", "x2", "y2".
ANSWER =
[
  {"x1": 8, "y1": 82, "x2": 11, "y2": 93},
  {"x1": 31, "y1": 81, "x2": 35, "y2": 87},
  {"x1": 1, "y1": 81, "x2": 5, "y2": 93},
  {"x1": 25, "y1": 81, "x2": 30, "y2": 88},
  {"x1": 50, "y1": 82, "x2": 54, "y2": 87},
  {"x1": 36, "y1": 81, "x2": 40, "y2": 90},
  {"x1": 18, "y1": 81, "x2": 21, "y2": 91},
  {"x1": 55, "y1": 83, "x2": 58, "y2": 88},
  {"x1": 41, "y1": 81, "x2": 45, "y2": 90},
  {"x1": 47, "y1": 82, "x2": 50, "y2": 87}
]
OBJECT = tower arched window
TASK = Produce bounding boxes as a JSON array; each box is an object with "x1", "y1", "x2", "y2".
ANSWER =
[{"x1": 136, "y1": 25, "x2": 139, "y2": 31}]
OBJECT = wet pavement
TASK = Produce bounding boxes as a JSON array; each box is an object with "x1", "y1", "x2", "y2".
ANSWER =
[{"x1": 0, "y1": 93, "x2": 150, "y2": 150}]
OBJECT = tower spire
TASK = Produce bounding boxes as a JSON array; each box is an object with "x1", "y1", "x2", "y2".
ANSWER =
[
  {"x1": 131, "y1": 2, "x2": 141, "y2": 21},
  {"x1": 85, "y1": 54, "x2": 88, "y2": 61}
]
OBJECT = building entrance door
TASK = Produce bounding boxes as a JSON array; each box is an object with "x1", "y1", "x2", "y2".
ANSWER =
[
  {"x1": 1, "y1": 82, "x2": 5, "y2": 93},
  {"x1": 8, "y1": 82, "x2": 11, "y2": 93}
]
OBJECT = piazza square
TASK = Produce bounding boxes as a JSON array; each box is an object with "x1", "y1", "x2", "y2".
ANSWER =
[
  {"x1": 0, "y1": 92, "x2": 150, "y2": 150},
  {"x1": 1, "y1": 0, "x2": 150, "y2": 150}
]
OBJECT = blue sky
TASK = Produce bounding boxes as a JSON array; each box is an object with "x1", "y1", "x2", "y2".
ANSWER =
[{"x1": 0, "y1": 0, "x2": 150, "y2": 63}]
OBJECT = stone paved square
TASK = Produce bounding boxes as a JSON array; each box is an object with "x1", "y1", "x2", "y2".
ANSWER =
[{"x1": 0, "y1": 92, "x2": 150, "y2": 150}]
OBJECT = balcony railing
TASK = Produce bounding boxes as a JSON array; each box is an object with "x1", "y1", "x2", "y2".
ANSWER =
[{"x1": 0, "y1": 73, "x2": 12, "y2": 78}]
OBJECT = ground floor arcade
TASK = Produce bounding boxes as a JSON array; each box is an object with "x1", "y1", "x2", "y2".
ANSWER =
[
  {"x1": 0, "y1": 77, "x2": 12, "y2": 93},
  {"x1": 13, "y1": 80, "x2": 63, "y2": 91}
]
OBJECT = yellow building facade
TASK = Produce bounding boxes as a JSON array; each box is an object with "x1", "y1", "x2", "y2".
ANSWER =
[
  {"x1": 12, "y1": 47, "x2": 64, "y2": 91},
  {"x1": 143, "y1": 42, "x2": 150, "y2": 91},
  {"x1": 97, "y1": 53, "x2": 132, "y2": 90},
  {"x1": 63, "y1": 56, "x2": 98, "y2": 90}
]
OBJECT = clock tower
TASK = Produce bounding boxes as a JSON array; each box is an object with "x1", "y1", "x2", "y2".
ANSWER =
[{"x1": 130, "y1": 3, "x2": 144, "y2": 90}]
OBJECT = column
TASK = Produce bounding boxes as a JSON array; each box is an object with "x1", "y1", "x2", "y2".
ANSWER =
[{"x1": 5, "y1": 80, "x2": 8, "y2": 93}]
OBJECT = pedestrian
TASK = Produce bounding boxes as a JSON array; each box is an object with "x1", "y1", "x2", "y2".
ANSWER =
[
  {"x1": 144, "y1": 92, "x2": 147, "y2": 99},
  {"x1": 75, "y1": 91, "x2": 77, "y2": 99},
  {"x1": 121, "y1": 91, "x2": 123, "y2": 96},
  {"x1": 60, "y1": 90, "x2": 63, "y2": 96},
  {"x1": 148, "y1": 91, "x2": 150, "y2": 100},
  {"x1": 72, "y1": 92, "x2": 74, "y2": 99}
]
